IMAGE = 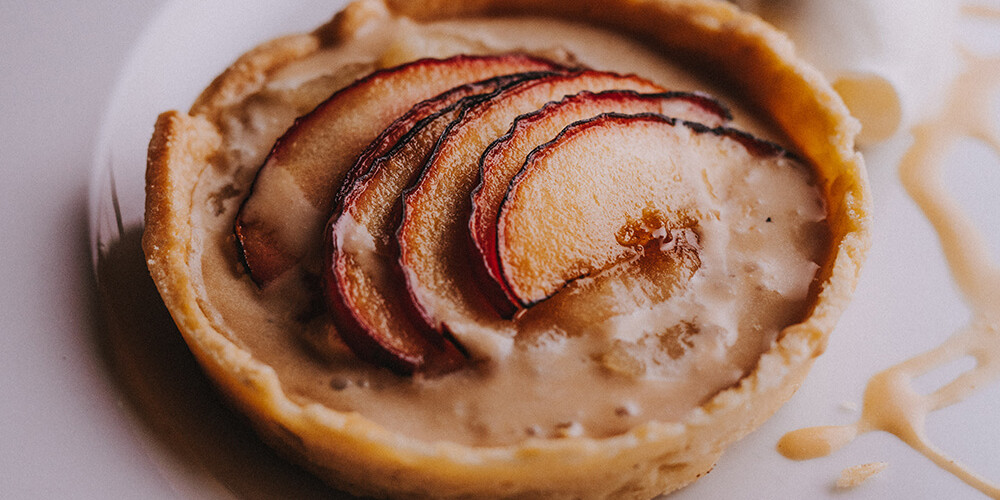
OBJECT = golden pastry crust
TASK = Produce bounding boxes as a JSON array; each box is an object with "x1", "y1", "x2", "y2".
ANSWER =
[{"x1": 142, "y1": 0, "x2": 871, "y2": 498}]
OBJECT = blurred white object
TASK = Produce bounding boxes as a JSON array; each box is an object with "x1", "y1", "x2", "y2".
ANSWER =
[{"x1": 733, "y1": 0, "x2": 961, "y2": 145}]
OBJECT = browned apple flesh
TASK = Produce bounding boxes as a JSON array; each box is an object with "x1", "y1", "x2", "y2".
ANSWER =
[
  {"x1": 497, "y1": 113, "x2": 801, "y2": 307},
  {"x1": 469, "y1": 89, "x2": 731, "y2": 315},
  {"x1": 324, "y1": 76, "x2": 552, "y2": 374},
  {"x1": 234, "y1": 54, "x2": 560, "y2": 285},
  {"x1": 396, "y1": 71, "x2": 663, "y2": 339}
]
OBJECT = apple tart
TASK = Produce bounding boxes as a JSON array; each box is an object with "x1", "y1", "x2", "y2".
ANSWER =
[{"x1": 142, "y1": 0, "x2": 870, "y2": 498}]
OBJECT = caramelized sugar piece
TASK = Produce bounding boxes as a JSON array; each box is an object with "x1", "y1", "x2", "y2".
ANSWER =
[
  {"x1": 470, "y1": 89, "x2": 731, "y2": 315},
  {"x1": 235, "y1": 54, "x2": 560, "y2": 285},
  {"x1": 497, "y1": 113, "x2": 800, "y2": 307}
]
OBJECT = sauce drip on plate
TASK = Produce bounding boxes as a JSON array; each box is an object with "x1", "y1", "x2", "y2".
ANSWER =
[{"x1": 778, "y1": 8, "x2": 1000, "y2": 497}]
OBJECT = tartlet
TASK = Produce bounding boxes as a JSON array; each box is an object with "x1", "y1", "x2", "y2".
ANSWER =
[{"x1": 142, "y1": 0, "x2": 870, "y2": 498}]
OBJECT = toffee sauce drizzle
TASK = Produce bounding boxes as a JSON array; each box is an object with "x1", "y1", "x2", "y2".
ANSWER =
[{"x1": 777, "y1": 9, "x2": 1000, "y2": 497}]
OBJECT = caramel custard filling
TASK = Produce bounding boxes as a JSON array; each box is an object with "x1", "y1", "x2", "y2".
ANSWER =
[{"x1": 191, "y1": 13, "x2": 830, "y2": 446}]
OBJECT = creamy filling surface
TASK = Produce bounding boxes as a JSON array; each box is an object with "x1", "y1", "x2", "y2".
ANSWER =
[{"x1": 189, "y1": 14, "x2": 830, "y2": 446}]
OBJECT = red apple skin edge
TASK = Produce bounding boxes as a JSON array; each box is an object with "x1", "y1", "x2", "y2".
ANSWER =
[{"x1": 322, "y1": 224, "x2": 466, "y2": 375}]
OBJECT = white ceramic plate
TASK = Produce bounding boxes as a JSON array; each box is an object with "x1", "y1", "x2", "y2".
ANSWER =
[{"x1": 89, "y1": 1, "x2": 1000, "y2": 498}]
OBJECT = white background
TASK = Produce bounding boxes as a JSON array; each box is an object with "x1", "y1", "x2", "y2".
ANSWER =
[{"x1": 2, "y1": 1, "x2": 998, "y2": 498}]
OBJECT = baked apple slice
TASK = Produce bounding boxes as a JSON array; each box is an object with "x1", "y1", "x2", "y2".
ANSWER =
[
  {"x1": 496, "y1": 113, "x2": 801, "y2": 307},
  {"x1": 324, "y1": 102, "x2": 479, "y2": 375},
  {"x1": 397, "y1": 71, "x2": 663, "y2": 340},
  {"x1": 324, "y1": 75, "x2": 552, "y2": 374},
  {"x1": 469, "y1": 89, "x2": 731, "y2": 315},
  {"x1": 235, "y1": 53, "x2": 560, "y2": 285}
]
